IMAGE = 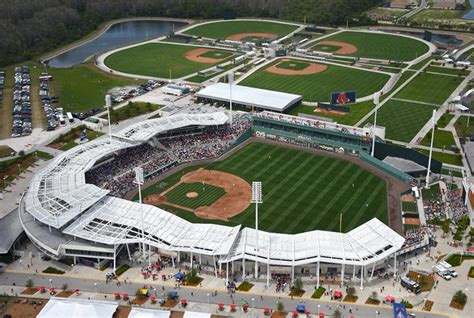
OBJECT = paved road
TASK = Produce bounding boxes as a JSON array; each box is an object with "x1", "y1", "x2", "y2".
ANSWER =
[
  {"x1": 398, "y1": 0, "x2": 428, "y2": 21},
  {"x1": 0, "y1": 271, "x2": 449, "y2": 318}
]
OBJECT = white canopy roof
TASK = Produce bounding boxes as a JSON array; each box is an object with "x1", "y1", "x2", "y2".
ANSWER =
[
  {"x1": 196, "y1": 83, "x2": 303, "y2": 112},
  {"x1": 128, "y1": 308, "x2": 170, "y2": 318},
  {"x1": 183, "y1": 312, "x2": 211, "y2": 318},
  {"x1": 114, "y1": 112, "x2": 229, "y2": 142},
  {"x1": 37, "y1": 299, "x2": 117, "y2": 318}
]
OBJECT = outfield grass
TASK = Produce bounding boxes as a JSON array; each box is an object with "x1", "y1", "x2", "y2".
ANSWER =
[
  {"x1": 289, "y1": 100, "x2": 374, "y2": 126},
  {"x1": 381, "y1": 70, "x2": 416, "y2": 102},
  {"x1": 316, "y1": 31, "x2": 430, "y2": 61},
  {"x1": 454, "y1": 115, "x2": 474, "y2": 138},
  {"x1": 420, "y1": 129, "x2": 456, "y2": 150},
  {"x1": 48, "y1": 62, "x2": 142, "y2": 112},
  {"x1": 437, "y1": 112, "x2": 455, "y2": 128},
  {"x1": 364, "y1": 100, "x2": 437, "y2": 142},
  {"x1": 165, "y1": 182, "x2": 225, "y2": 209},
  {"x1": 426, "y1": 66, "x2": 469, "y2": 76},
  {"x1": 104, "y1": 43, "x2": 233, "y2": 78},
  {"x1": 394, "y1": 72, "x2": 463, "y2": 105},
  {"x1": 183, "y1": 20, "x2": 298, "y2": 39},
  {"x1": 417, "y1": 149, "x2": 463, "y2": 166},
  {"x1": 239, "y1": 59, "x2": 390, "y2": 102},
  {"x1": 409, "y1": 56, "x2": 432, "y2": 70},
  {"x1": 142, "y1": 142, "x2": 388, "y2": 233}
]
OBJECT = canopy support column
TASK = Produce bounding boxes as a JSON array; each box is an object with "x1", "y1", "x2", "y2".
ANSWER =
[
  {"x1": 213, "y1": 255, "x2": 217, "y2": 277},
  {"x1": 126, "y1": 243, "x2": 131, "y2": 261},
  {"x1": 393, "y1": 252, "x2": 397, "y2": 278},
  {"x1": 352, "y1": 264, "x2": 356, "y2": 280},
  {"x1": 177, "y1": 251, "x2": 181, "y2": 264},
  {"x1": 171, "y1": 253, "x2": 175, "y2": 268},
  {"x1": 316, "y1": 260, "x2": 320, "y2": 289},
  {"x1": 242, "y1": 257, "x2": 246, "y2": 280},
  {"x1": 113, "y1": 245, "x2": 116, "y2": 273},
  {"x1": 370, "y1": 261, "x2": 376, "y2": 281},
  {"x1": 219, "y1": 261, "x2": 222, "y2": 276},
  {"x1": 225, "y1": 262, "x2": 229, "y2": 287},
  {"x1": 360, "y1": 265, "x2": 364, "y2": 290},
  {"x1": 199, "y1": 253, "x2": 202, "y2": 265},
  {"x1": 231, "y1": 260, "x2": 234, "y2": 275},
  {"x1": 341, "y1": 263, "x2": 345, "y2": 286},
  {"x1": 190, "y1": 251, "x2": 193, "y2": 269}
]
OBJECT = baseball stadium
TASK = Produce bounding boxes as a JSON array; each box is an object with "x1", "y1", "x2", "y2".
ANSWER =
[{"x1": 18, "y1": 19, "x2": 458, "y2": 292}]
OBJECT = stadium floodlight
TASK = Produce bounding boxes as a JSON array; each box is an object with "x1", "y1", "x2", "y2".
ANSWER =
[
  {"x1": 228, "y1": 72, "x2": 234, "y2": 126},
  {"x1": 133, "y1": 167, "x2": 148, "y2": 264},
  {"x1": 371, "y1": 92, "x2": 381, "y2": 157},
  {"x1": 425, "y1": 109, "x2": 436, "y2": 188},
  {"x1": 105, "y1": 94, "x2": 113, "y2": 144},
  {"x1": 251, "y1": 181, "x2": 262, "y2": 279}
]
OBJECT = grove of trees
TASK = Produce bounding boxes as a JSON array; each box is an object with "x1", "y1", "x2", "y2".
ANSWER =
[{"x1": 0, "y1": 0, "x2": 381, "y2": 66}]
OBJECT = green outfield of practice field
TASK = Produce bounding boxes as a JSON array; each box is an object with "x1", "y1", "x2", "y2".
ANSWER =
[
  {"x1": 104, "y1": 43, "x2": 232, "y2": 78},
  {"x1": 183, "y1": 20, "x2": 298, "y2": 40},
  {"x1": 394, "y1": 72, "x2": 464, "y2": 105},
  {"x1": 364, "y1": 100, "x2": 437, "y2": 142},
  {"x1": 198, "y1": 50, "x2": 234, "y2": 59},
  {"x1": 420, "y1": 129, "x2": 456, "y2": 150},
  {"x1": 317, "y1": 31, "x2": 430, "y2": 61},
  {"x1": 239, "y1": 59, "x2": 390, "y2": 102},
  {"x1": 312, "y1": 44, "x2": 341, "y2": 52},
  {"x1": 426, "y1": 66, "x2": 470, "y2": 76},
  {"x1": 142, "y1": 142, "x2": 388, "y2": 234},
  {"x1": 165, "y1": 182, "x2": 225, "y2": 209}
]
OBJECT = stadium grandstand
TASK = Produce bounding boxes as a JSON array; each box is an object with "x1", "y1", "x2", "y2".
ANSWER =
[{"x1": 20, "y1": 110, "x2": 425, "y2": 288}]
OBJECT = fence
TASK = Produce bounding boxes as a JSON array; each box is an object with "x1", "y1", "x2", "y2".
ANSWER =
[{"x1": 360, "y1": 152, "x2": 414, "y2": 183}]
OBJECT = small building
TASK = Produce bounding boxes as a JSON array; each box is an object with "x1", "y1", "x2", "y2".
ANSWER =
[
  {"x1": 162, "y1": 84, "x2": 190, "y2": 96},
  {"x1": 196, "y1": 83, "x2": 303, "y2": 113},
  {"x1": 390, "y1": 0, "x2": 415, "y2": 9}
]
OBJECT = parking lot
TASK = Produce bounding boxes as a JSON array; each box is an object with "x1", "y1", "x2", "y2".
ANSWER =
[{"x1": 11, "y1": 66, "x2": 32, "y2": 137}]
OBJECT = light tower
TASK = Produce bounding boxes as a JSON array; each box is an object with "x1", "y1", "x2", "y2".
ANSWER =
[
  {"x1": 134, "y1": 167, "x2": 148, "y2": 263},
  {"x1": 105, "y1": 94, "x2": 113, "y2": 144},
  {"x1": 252, "y1": 181, "x2": 262, "y2": 279}
]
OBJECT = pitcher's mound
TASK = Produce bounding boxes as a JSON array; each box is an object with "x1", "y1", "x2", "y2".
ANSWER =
[{"x1": 186, "y1": 192, "x2": 199, "y2": 198}]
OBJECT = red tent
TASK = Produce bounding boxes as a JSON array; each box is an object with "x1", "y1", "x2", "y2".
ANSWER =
[
  {"x1": 181, "y1": 299, "x2": 187, "y2": 305},
  {"x1": 264, "y1": 307, "x2": 270, "y2": 313},
  {"x1": 218, "y1": 303, "x2": 224, "y2": 311},
  {"x1": 319, "y1": 312, "x2": 325, "y2": 318},
  {"x1": 39, "y1": 286, "x2": 46, "y2": 293},
  {"x1": 161, "y1": 274, "x2": 167, "y2": 279},
  {"x1": 123, "y1": 293, "x2": 129, "y2": 299},
  {"x1": 333, "y1": 291, "x2": 342, "y2": 297},
  {"x1": 150, "y1": 296, "x2": 157, "y2": 303},
  {"x1": 230, "y1": 304, "x2": 236, "y2": 311},
  {"x1": 385, "y1": 295, "x2": 395, "y2": 302}
]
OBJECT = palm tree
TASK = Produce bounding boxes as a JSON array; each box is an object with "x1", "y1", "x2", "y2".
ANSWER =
[
  {"x1": 453, "y1": 290, "x2": 467, "y2": 306},
  {"x1": 333, "y1": 309, "x2": 342, "y2": 318}
]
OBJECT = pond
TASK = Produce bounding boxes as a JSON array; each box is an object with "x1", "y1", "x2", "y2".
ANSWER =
[
  {"x1": 463, "y1": 0, "x2": 474, "y2": 19},
  {"x1": 47, "y1": 20, "x2": 187, "y2": 68}
]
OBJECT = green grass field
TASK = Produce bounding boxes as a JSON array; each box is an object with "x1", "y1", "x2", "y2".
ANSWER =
[
  {"x1": 364, "y1": 100, "x2": 438, "y2": 142},
  {"x1": 437, "y1": 112, "x2": 455, "y2": 128},
  {"x1": 454, "y1": 116, "x2": 474, "y2": 138},
  {"x1": 394, "y1": 72, "x2": 463, "y2": 105},
  {"x1": 420, "y1": 129, "x2": 456, "y2": 150},
  {"x1": 48, "y1": 63, "x2": 142, "y2": 112},
  {"x1": 417, "y1": 149, "x2": 463, "y2": 166},
  {"x1": 289, "y1": 100, "x2": 374, "y2": 126},
  {"x1": 312, "y1": 44, "x2": 341, "y2": 52},
  {"x1": 165, "y1": 183, "x2": 225, "y2": 209},
  {"x1": 104, "y1": 43, "x2": 233, "y2": 78},
  {"x1": 316, "y1": 31, "x2": 430, "y2": 61},
  {"x1": 183, "y1": 20, "x2": 298, "y2": 39},
  {"x1": 426, "y1": 66, "x2": 469, "y2": 76},
  {"x1": 239, "y1": 59, "x2": 390, "y2": 102},
  {"x1": 142, "y1": 142, "x2": 388, "y2": 234}
]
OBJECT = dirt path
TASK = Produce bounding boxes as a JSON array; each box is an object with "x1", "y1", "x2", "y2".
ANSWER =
[
  {"x1": 226, "y1": 32, "x2": 277, "y2": 41},
  {"x1": 30, "y1": 73, "x2": 45, "y2": 129},
  {"x1": 315, "y1": 41, "x2": 358, "y2": 55}
]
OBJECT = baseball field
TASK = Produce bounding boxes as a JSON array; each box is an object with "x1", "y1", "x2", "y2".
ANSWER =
[
  {"x1": 313, "y1": 31, "x2": 430, "y2": 61},
  {"x1": 141, "y1": 142, "x2": 388, "y2": 234},
  {"x1": 104, "y1": 43, "x2": 233, "y2": 78},
  {"x1": 183, "y1": 20, "x2": 298, "y2": 40},
  {"x1": 239, "y1": 59, "x2": 390, "y2": 102}
]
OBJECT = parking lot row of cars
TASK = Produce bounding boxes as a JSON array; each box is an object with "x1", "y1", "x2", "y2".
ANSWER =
[
  {"x1": 39, "y1": 73, "x2": 60, "y2": 131},
  {"x1": 111, "y1": 80, "x2": 162, "y2": 104},
  {"x1": 12, "y1": 66, "x2": 32, "y2": 137}
]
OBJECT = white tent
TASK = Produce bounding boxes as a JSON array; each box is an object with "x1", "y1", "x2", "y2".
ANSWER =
[
  {"x1": 455, "y1": 104, "x2": 469, "y2": 111},
  {"x1": 183, "y1": 312, "x2": 211, "y2": 318},
  {"x1": 128, "y1": 308, "x2": 170, "y2": 318},
  {"x1": 37, "y1": 299, "x2": 118, "y2": 318}
]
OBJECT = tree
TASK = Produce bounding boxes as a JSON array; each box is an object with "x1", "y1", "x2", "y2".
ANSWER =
[
  {"x1": 62, "y1": 283, "x2": 68, "y2": 290},
  {"x1": 277, "y1": 301, "x2": 284, "y2": 312},
  {"x1": 26, "y1": 278, "x2": 34, "y2": 288},
  {"x1": 333, "y1": 309, "x2": 342, "y2": 318},
  {"x1": 453, "y1": 290, "x2": 467, "y2": 306},
  {"x1": 370, "y1": 291, "x2": 378, "y2": 300},
  {"x1": 442, "y1": 219, "x2": 451, "y2": 235},
  {"x1": 294, "y1": 278, "x2": 303, "y2": 292},
  {"x1": 347, "y1": 286, "x2": 356, "y2": 297}
]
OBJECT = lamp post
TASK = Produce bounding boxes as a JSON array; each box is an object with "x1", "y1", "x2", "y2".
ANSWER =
[
  {"x1": 252, "y1": 182, "x2": 262, "y2": 280},
  {"x1": 318, "y1": 304, "x2": 321, "y2": 315},
  {"x1": 104, "y1": 94, "x2": 113, "y2": 144},
  {"x1": 19, "y1": 260, "x2": 23, "y2": 271},
  {"x1": 134, "y1": 167, "x2": 148, "y2": 264},
  {"x1": 206, "y1": 292, "x2": 210, "y2": 310},
  {"x1": 49, "y1": 278, "x2": 53, "y2": 288},
  {"x1": 251, "y1": 297, "x2": 255, "y2": 308},
  {"x1": 71, "y1": 264, "x2": 74, "y2": 274},
  {"x1": 94, "y1": 282, "x2": 97, "y2": 293}
]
